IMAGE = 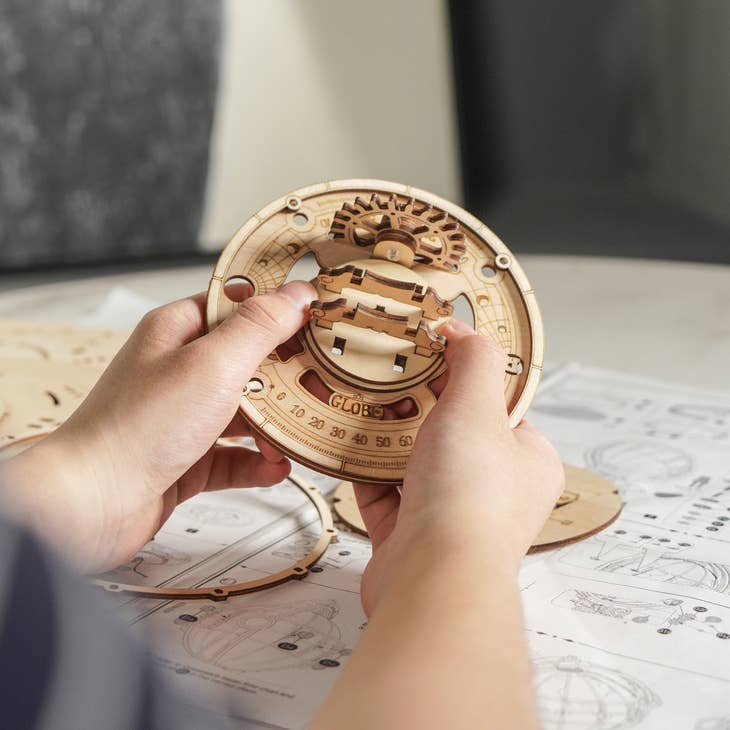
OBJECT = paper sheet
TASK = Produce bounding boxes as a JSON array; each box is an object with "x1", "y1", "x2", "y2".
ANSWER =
[
  {"x1": 65, "y1": 289, "x2": 729, "y2": 728},
  {"x1": 99, "y1": 459, "x2": 368, "y2": 730},
  {"x1": 520, "y1": 365, "x2": 730, "y2": 729}
]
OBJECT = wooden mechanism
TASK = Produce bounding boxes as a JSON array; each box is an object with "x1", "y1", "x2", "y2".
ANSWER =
[
  {"x1": 310, "y1": 299, "x2": 446, "y2": 357},
  {"x1": 318, "y1": 265, "x2": 454, "y2": 320},
  {"x1": 207, "y1": 180, "x2": 544, "y2": 485},
  {"x1": 332, "y1": 464, "x2": 623, "y2": 549},
  {"x1": 93, "y1": 472, "x2": 338, "y2": 601}
]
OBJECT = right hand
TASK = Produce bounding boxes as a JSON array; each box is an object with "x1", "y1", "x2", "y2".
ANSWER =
[{"x1": 354, "y1": 319, "x2": 564, "y2": 616}]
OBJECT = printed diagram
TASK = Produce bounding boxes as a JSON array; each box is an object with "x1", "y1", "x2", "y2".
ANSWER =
[
  {"x1": 633, "y1": 480, "x2": 730, "y2": 538},
  {"x1": 534, "y1": 368, "x2": 730, "y2": 441},
  {"x1": 667, "y1": 404, "x2": 730, "y2": 440},
  {"x1": 584, "y1": 440, "x2": 693, "y2": 495},
  {"x1": 102, "y1": 542, "x2": 190, "y2": 581},
  {"x1": 532, "y1": 401, "x2": 614, "y2": 423},
  {"x1": 532, "y1": 383, "x2": 639, "y2": 424},
  {"x1": 174, "y1": 501, "x2": 254, "y2": 529},
  {"x1": 561, "y1": 536, "x2": 730, "y2": 595},
  {"x1": 174, "y1": 599, "x2": 351, "y2": 672},
  {"x1": 272, "y1": 531, "x2": 370, "y2": 572},
  {"x1": 696, "y1": 718, "x2": 730, "y2": 730},
  {"x1": 532, "y1": 655, "x2": 661, "y2": 729},
  {"x1": 552, "y1": 589, "x2": 730, "y2": 640},
  {"x1": 643, "y1": 417, "x2": 728, "y2": 442}
]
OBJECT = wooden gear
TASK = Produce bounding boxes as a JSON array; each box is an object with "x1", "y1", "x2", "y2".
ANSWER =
[
  {"x1": 207, "y1": 180, "x2": 544, "y2": 485},
  {"x1": 332, "y1": 465, "x2": 623, "y2": 549},
  {"x1": 92, "y1": 472, "x2": 338, "y2": 601}
]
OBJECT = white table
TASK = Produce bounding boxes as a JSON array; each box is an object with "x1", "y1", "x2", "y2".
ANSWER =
[{"x1": 0, "y1": 255, "x2": 727, "y2": 390}]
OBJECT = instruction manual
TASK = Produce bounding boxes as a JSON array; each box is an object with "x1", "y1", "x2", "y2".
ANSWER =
[{"x1": 101, "y1": 361, "x2": 730, "y2": 729}]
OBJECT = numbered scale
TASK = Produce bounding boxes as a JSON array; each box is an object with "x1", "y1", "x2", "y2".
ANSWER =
[{"x1": 207, "y1": 180, "x2": 544, "y2": 485}]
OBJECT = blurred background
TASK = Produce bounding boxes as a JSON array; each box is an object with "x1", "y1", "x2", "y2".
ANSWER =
[{"x1": 0, "y1": 0, "x2": 728, "y2": 281}]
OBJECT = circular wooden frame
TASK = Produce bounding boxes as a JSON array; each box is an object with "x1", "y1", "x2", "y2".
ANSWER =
[
  {"x1": 207, "y1": 180, "x2": 544, "y2": 485},
  {"x1": 92, "y1": 473, "x2": 338, "y2": 602}
]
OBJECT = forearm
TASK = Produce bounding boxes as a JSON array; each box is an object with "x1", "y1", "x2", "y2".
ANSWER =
[
  {"x1": 0, "y1": 436, "x2": 103, "y2": 571},
  {"x1": 311, "y1": 549, "x2": 538, "y2": 730}
]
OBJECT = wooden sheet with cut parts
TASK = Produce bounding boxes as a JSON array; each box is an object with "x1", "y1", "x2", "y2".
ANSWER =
[
  {"x1": 0, "y1": 319, "x2": 128, "y2": 365},
  {"x1": 0, "y1": 320, "x2": 128, "y2": 455}
]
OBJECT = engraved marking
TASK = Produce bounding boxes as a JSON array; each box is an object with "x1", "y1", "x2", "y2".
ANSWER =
[{"x1": 329, "y1": 393, "x2": 384, "y2": 420}]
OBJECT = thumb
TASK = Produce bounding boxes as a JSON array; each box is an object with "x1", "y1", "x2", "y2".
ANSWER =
[
  {"x1": 438, "y1": 319, "x2": 509, "y2": 421},
  {"x1": 206, "y1": 280, "x2": 316, "y2": 378}
]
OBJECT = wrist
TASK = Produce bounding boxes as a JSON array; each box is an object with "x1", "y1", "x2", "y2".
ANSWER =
[
  {"x1": 395, "y1": 504, "x2": 525, "y2": 576},
  {"x1": 375, "y1": 521, "x2": 521, "y2": 610}
]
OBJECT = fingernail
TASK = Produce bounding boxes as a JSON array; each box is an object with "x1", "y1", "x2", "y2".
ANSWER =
[
  {"x1": 278, "y1": 280, "x2": 316, "y2": 309},
  {"x1": 443, "y1": 318, "x2": 475, "y2": 335}
]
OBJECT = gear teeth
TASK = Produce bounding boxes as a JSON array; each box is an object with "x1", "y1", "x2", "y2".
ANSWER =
[{"x1": 327, "y1": 192, "x2": 468, "y2": 270}]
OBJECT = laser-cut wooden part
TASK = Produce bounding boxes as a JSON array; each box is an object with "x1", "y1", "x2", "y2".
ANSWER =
[
  {"x1": 332, "y1": 480, "x2": 368, "y2": 536},
  {"x1": 0, "y1": 321, "x2": 128, "y2": 455},
  {"x1": 310, "y1": 299, "x2": 446, "y2": 357},
  {"x1": 318, "y1": 265, "x2": 453, "y2": 320},
  {"x1": 0, "y1": 319, "x2": 128, "y2": 365},
  {"x1": 207, "y1": 179, "x2": 544, "y2": 485},
  {"x1": 530, "y1": 464, "x2": 623, "y2": 551},
  {"x1": 332, "y1": 465, "x2": 622, "y2": 549},
  {"x1": 330, "y1": 193, "x2": 467, "y2": 271},
  {"x1": 0, "y1": 358, "x2": 105, "y2": 455},
  {"x1": 92, "y1": 473, "x2": 338, "y2": 601}
]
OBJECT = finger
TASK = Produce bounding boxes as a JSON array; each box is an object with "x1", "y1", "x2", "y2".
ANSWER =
[
  {"x1": 427, "y1": 368, "x2": 449, "y2": 399},
  {"x1": 254, "y1": 434, "x2": 286, "y2": 463},
  {"x1": 135, "y1": 292, "x2": 208, "y2": 349},
  {"x1": 221, "y1": 412, "x2": 251, "y2": 438},
  {"x1": 205, "y1": 280, "x2": 316, "y2": 380},
  {"x1": 353, "y1": 483, "x2": 400, "y2": 549},
  {"x1": 438, "y1": 318, "x2": 508, "y2": 419},
  {"x1": 203, "y1": 445, "x2": 291, "y2": 491}
]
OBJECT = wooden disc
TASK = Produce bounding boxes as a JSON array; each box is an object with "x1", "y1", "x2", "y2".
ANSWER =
[
  {"x1": 530, "y1": 464, "x2": 622, "y2": 551},
  {"x1": 206, "y1": 180, "x2": 544, "y2": 486},
  {"x1": 331, "y1": 464, "x2": 622, "y2": 549}
]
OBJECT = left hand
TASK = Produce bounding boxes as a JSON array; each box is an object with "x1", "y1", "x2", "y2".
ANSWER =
[{"x1": 0, "y1": 281, "x2": 315, "y2": 572}]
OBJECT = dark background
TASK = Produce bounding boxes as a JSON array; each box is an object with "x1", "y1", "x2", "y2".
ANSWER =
[
  {"x1": 0, "y1": 0, "x2": 220, "y2": 271},
  {"x1": 449, "y1": 0, "x2": 730, "y2": 263},
  {"x1": 0, "y1": 0, "x2": 728, "y2": 273}
]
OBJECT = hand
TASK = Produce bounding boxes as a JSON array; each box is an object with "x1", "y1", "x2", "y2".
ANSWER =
[
  {"x1": 354, "y1": 319, "x2": 564, "y2": 616},
  {"x1": 0, "y1": 281, "x2": 315, "y2": 573}
]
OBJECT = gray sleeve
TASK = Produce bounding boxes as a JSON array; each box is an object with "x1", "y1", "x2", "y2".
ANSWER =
[{"x1": 0, "y1": 515, "x2": 231, "y2": 730}]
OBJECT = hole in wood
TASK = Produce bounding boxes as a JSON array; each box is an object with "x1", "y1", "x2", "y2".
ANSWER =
[
  {"x1": 247, "y1": 378, "x2": 264, "y2": 393},
  {"x1": 382, "y1": 397, "x2": 419, "y2": 421},
  {"x1": 300, "y1": 369, "x2": 335, "y2": 405},
  {"x1": 451, "y1": 294, "x2": 475, "y2": 329},
  {"x1": 481, "y1": 264, "x2": 496, "y2": 279},
  {"x1": 293, "y1": 212, "x2": 309, "y2": 227},
  {"x1": 224, "y1": 275, "x2": 255, "y2": 302},
  {"x1": 285, "y1": 251, "x2": 318, "y2": 284},
  {"x1": 331, "y1": 336, "x2": 346, "y2": 356},
  {"x1": 393, "y1": 354, "x2": 408, "y2": 373},
  {"x1": 275, "y1": 334, "x2": 305, "y2": 362}
]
